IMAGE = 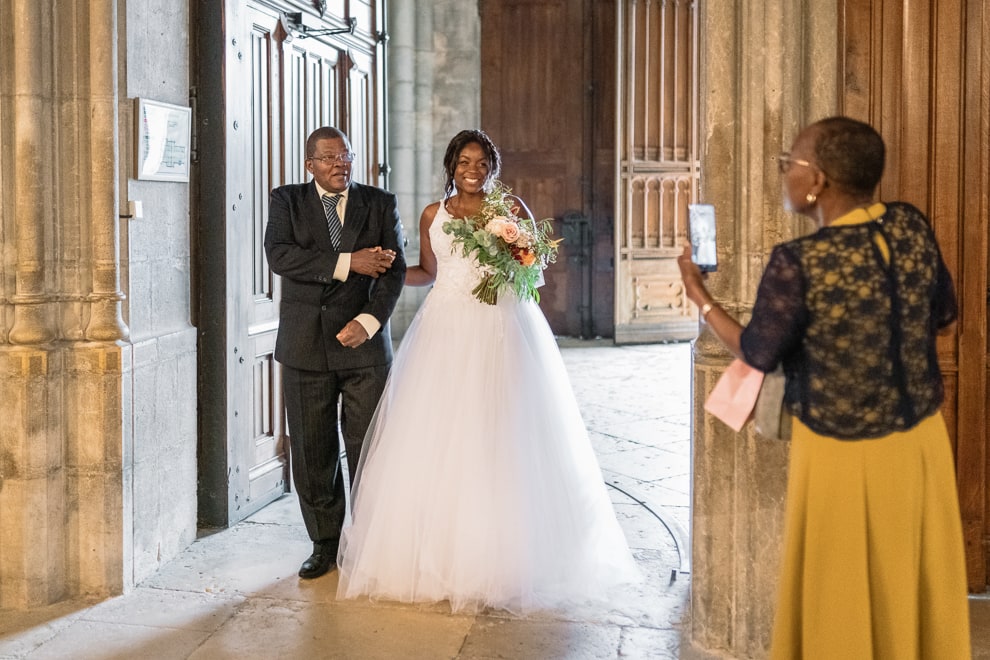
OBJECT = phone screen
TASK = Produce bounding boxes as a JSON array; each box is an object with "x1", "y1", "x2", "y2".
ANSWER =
[{"x1": 688, "y1": 204, "x2": 717, "y2": 273}]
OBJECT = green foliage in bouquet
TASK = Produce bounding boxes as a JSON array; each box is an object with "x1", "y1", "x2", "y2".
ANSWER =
[{"x1": 442, "y1": 181, "x2": 561, "y2": 305}]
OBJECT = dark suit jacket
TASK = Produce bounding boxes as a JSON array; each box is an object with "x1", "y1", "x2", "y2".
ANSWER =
[{"x1": 264, "y1": 180, "x2": 406, "y2": 372}]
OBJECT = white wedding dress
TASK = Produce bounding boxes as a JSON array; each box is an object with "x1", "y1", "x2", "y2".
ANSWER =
[{"x1": 336, "y1": 201, "x2": 639, "y2": 614}]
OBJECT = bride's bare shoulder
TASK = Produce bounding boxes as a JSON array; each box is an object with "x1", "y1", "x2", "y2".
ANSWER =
[{"x1": 419, "y1": 201, "x2": 442, "y2": 227}]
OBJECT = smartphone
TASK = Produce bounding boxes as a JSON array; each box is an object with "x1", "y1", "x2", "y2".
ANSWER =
[{"x1": 688, "y1": 204, "x2": 718, "y2": 273}]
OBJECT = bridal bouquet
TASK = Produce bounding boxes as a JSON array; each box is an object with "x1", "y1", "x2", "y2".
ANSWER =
[{"x1": 442, "y1": 181, "x2": 561, "y2": 305}]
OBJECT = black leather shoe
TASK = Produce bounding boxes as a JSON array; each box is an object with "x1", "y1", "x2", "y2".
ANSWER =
[{"x1": 298, "y1": 543, "x2": 335, "y2": 579}]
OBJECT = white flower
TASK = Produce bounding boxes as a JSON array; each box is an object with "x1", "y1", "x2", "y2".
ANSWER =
[{"x1": 484, "y1": 217, "x2": 508, "y2": 234}]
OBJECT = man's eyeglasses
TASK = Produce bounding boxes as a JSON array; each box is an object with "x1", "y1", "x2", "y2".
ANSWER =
[
  {"x1": 309, "y1": 152, "x2": 356, "y2": 165},
  {"x1": 777, "y1": 152, "x2": 814, "y2": 174}
]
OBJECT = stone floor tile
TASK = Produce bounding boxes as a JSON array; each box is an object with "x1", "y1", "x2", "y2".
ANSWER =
[
  {"x1": 458, "y1": 617, "x2": 621, "y2": 660},
  {"x1": 140, "y1": 521, "x2": 325, "y2": 602},
  {"x1": 0, "y1": 602, "x2": 86, "y2": 658},
  {"x1": 618, "y1": 625, "x2": 683, "y2": 659},
  {"x1": 187, "y1": 598, "x2": 474, "y2": 660},
  {"x1": 974, "y1": 598, "x2": 990, "y2": 659},
  {"x1": 23, "y1": 620, "x2": 210, "y2": 660},
  {"x1": 79, "y1": 588, "x2": 244, "y2": 632}
]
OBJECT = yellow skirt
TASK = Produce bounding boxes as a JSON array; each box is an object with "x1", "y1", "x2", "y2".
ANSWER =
[{"x1": 770, "y1": 413, "x2": 971, "y2": 659}]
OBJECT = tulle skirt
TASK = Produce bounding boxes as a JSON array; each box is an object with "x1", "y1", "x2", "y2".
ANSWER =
[
  {"x1": 336, "y1": 289, "x2": 639, "y2": 614},
  {"x1": 770, "y1": 413, "x2": 971, "y2": 659}
]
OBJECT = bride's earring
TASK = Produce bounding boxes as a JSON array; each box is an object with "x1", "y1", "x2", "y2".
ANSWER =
[{"x1": 806, "y1": 192, "x2": 817, "y2": 204}]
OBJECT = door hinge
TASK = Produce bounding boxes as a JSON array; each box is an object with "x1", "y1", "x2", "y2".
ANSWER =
[{"x1": 189, "y1": 86, "x2": 198, "y2": 164}]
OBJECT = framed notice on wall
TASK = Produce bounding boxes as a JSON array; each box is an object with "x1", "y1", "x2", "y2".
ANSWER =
[{"x1": 135, "y1": 98, "x2": 192, "y2": 182}]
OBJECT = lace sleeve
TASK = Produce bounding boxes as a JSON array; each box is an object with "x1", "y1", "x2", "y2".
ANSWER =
[{"x1": 740, "y1": 245, "x2": 808, "y2": 372}]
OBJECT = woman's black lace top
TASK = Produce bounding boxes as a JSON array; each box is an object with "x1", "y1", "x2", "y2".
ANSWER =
[{"x1": 739, "y1": 202, "x2": 957, "y2": 439}]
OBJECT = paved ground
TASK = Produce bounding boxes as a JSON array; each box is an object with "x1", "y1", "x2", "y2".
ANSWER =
[
  {"x1": 0, "y1": 341, "x2": 695, "y2": 660},
  {"x1": 3, "y1": 339, "x2": 988, "y2": 659}
]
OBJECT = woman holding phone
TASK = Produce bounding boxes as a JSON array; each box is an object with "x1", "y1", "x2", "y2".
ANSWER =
[{"x1": 678, "y1": 116, "x2": 969, "y2": 658}]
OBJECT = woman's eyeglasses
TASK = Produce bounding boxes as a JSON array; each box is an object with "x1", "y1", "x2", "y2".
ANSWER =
[
  {"x1": 309, "y1": 152, "x2": 356, "y2": 165},
  {"x1": 777, "y1": 152, "x2": 813, "y2": 174}
]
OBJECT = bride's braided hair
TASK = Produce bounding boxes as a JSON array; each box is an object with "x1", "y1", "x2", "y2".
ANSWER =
[{"x1": 442, "y1": 129, "x2": 502, "y2": 199}]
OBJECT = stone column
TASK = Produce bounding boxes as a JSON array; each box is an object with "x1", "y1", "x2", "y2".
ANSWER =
[
  {"x1": 84, "y1": 0, "x2": 128, "y2": 343},
  {"x1": 687, "y1": 2, "x2": 838, "y2": 657},
  {"x1": 388, "y1": 0, "x2": 420, "y2": 235},
  {"x1": 386, "y1": 0, "x2": 420, "y2": 332},
  {"x1": 8, "y1": 0, "x2": 55, "y2": 346},
  {"x1": 63, "y1": 0, "x2": 127, "y2": 601},
  {"x1": 0, "y1": 0, "x2": 65, "y2": 607},
  {"x1": 0, "y1": 0, "x2": 65, "y2": 610},
  {"x1": 0, "y1": 0, "x2": 127, "y2": 608},
  {"x1": 416, "y1": 0, "x2": 436, "y2": 207}
]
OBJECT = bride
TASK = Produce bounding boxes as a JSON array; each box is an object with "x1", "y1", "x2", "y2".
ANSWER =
[{"x1": 336, "y1": 129, "x2": 639, "y2": 614}]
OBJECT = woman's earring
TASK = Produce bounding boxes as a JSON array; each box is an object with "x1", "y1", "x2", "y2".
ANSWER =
[{"x1": 806, "y1": 192, "x2": 817, "y2": 204}]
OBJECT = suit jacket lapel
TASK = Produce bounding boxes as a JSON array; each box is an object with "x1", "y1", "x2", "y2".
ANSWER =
[{"x1": 339, "y1": 183, "x2": 369, "y2": 252}]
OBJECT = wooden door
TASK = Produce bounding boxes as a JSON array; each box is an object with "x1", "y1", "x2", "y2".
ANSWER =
[
  {"x1": 839, "y1": 0, "x2": 990, "y2": 590},
  {"x1": 614, "y1": 0, "x2": 699, "y2": 344},
  {"x1": 195, "y1": 0, "x2": 386, "y2": 527},
  {"x1": 195, "y1": 2, "x2": 291, "y2": 526},
  {"x1": 480, "y1": 0, "x2": 698, "y2": 340},
  {"x1": 480, "y1": 0, "x2": 597, "y2": 336},
  {"x1": 238, "y1": 3, "x2": 287, "y2": 520}
]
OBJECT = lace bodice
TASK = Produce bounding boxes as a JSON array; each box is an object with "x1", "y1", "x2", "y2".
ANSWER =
[
  {"x1": 429, "y1": 202, "x2": 486, "y2": 300},
  {"x1": 740, "y1": 202, "x2": 956, "y2": 439}
]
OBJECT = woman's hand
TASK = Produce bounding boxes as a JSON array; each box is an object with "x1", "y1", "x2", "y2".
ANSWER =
[
  {"x1": 677, "y1": 243, "x2": 711, "y2": 307},
  {"x1": 677, "y1": 242, "x2": 745, "y2": 358}
]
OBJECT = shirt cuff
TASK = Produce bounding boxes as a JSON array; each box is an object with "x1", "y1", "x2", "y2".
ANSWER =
[
  {"x1": 354, "y1": 313, "x2": 380, "y2": 339},
  {"x1": 333, "y1": 253, "x2": 351, "y2": 282}
]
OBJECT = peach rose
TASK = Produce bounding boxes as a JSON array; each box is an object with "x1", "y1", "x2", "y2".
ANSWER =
[{"x1": 500, "y1": 222, "x2": 521, "y2": 243}]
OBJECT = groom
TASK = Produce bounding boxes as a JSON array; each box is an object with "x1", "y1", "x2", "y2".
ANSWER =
[{"x1": 264, "y1": 126, "x2": 406, "y2": 579}]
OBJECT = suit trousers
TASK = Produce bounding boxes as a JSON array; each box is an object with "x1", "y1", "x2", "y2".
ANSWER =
[{"x1": 282, "y1": 362, "x2": 389, "y2": 547}]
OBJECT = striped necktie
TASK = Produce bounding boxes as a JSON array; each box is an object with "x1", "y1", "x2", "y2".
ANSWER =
[{"x1": 322, "y1": 193, "x2": 343, "y2": 249}]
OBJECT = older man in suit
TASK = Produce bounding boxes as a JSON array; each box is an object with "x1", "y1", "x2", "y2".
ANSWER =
[{"x1": 264, "y1": 126, "x2": 406, "y2": 579}]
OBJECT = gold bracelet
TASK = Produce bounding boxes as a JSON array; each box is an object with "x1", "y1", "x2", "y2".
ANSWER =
[{"x1": 701, "y1": 302, "x2": 715, "y2": 320}]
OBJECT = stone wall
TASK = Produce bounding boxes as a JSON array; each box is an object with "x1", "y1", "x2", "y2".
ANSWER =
[
  {"x1": 387, "y1": 0, "x2": 481, "y2": 336},
  {"x1": 121, "y1": 0, "x2": 198, "y2": 586}
]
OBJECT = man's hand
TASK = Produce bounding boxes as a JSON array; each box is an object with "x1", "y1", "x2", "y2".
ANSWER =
[
  {"x1": 351, "y1": 246, "x2": 396, "y2": 278},
  {"x1": 336, "y1": 320, "x2": 370, "y2": 348}
]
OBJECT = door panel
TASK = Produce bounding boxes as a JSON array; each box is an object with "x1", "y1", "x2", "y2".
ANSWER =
[
  {"x1": 345, "y1": 49, "x2": 379, "y2": 185},
  {"x1": 614, "y1": 0, "x2": 699, "y2": 343},
  {"x1": 232, "y1": 3, "x2": 287, "y2": 520},
  {"x1": 481, "y1": 0, "x2": 589, "y2": 336},
  {"x1": 839, "y1": 0, "x2": 990, "y2": 590},
  {"x1": 283, "y1": 43, "x2": 342, "y2": 184}
]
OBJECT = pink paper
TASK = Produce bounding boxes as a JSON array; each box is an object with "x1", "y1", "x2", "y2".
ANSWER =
[{"x1": 703, "y1": 359, "x2": 765, "y2": 432}]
